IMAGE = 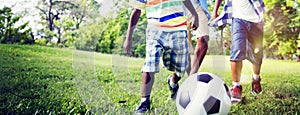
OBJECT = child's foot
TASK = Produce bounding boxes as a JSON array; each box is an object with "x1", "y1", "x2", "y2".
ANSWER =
[
  {"x1": 135, "y1": 99, "x2": 151, "y2": 113},
  {"x1": 230, "y1": 85, "x2": 242, "y2": 104},
  {"x1": 252, "y1": 77, "x2": 262, "y2": 94},
  {"x1": 167, "y1": 75, "x2": 179, "y2": 99}
]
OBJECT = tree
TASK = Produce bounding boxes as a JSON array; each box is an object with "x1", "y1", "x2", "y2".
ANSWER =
[
  {"x1": 96, "y1": 5, "x2": 147, "y2": 57},
  {"x1": 36, "y1": 0, "x2": 88, "y2": 45},
  {"x1": 207, "y1": 0, "x2": 229, "y2": 55},
  {"x1": 264, "y1": 0, "x2": 300, "y2": 60},
  {"x1": 0, "y1": 7, "x2": 33, "y2": 44},
  {"x1": 36, "y1": 0, "x2": 100, "y2": 45},
  {"x1": 97, "y1": 9, "x2": 130, "y2": 54}
]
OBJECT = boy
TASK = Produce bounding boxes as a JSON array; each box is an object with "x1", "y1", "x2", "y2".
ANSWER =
[
  {"x1": 123, "y1": 0, "x2": 199, "y2": 113},
  {"x1": 185, "y1": 0, "x2": 210, "y2": 75},
  {"x1": 210, "y1": 0, "x2": 265, "y2": 103}
]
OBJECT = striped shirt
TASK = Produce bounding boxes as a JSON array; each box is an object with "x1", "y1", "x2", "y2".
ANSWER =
[
  {"x1": 131, "y1": 0, "x2": 187, "y2": 31},
  {"x1": 208, "y1": 0, "x2": 265, "y2": 27}
]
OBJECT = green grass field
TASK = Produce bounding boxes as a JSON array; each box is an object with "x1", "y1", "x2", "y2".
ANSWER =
[{"x1": 1, "y1": 44, "x2": 299, "y2": 114}]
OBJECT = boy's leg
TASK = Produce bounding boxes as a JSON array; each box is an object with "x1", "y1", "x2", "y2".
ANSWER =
[
  {"x1": 171, "y1": 72, "x2": 181, "y2": 84},
  {"x1": 186, "y1": 3, "x2": 209, "y2": 75},
  {"x1": 252, "y1": 64, "x2": 262, "y2": 94},
  {"x1": 190, "y1": 35, "x2": 208, "y2": 75},
  {"x1": 166, "y1": 30, "x2": 189, "y2": 99},
  {"x1": 137, "y1": 29, "x2": 162, "y2": 113},
  {"x1": 168, "y1": 72, "x2": 182, "y2": 99},
  {"x1": 230, "y1": 18, "x2": 248, "y2": 103},
  {"x1": 231, "y1": 61, "x2": 242, "y2": 82},
  {"x1": 252, "y1": 64, "x2": 261, "y2": 76},
  {"x1": 230, "y1": 61, "x2": 243, "y2": 103},
  {"x1": 249, "y1": 21, "x2": 264, "y2": 94},
  {"x1": 141, "y1": 72, "x2": 155, "y2": 98},
  {"x1": 136, "y1": 72, "x2": 155, "y2": 113}
]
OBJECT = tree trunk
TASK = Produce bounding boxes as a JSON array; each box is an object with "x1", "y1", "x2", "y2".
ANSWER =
[
  {"x1": 48, "y1": 0, "x2": 53, "y2": 42},
  {"x1": 57, "y1": 27, "x2": 61, "y2": 45}
]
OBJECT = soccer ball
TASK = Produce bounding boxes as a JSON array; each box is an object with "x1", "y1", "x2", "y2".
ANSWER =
[{"x1": 176, "y1": 72, "x2": 231, "y2": 115}]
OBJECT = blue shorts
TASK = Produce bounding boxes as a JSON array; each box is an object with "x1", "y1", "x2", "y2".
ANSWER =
[
  {"x1": 141, "y1": 28, "x2": 189, "y2": 77},
  {"x1": 231, "y1": 18, "x2": 264, "y2": 65}
]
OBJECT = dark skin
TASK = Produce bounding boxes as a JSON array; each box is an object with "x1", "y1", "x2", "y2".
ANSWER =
[
  {"x1": 186, "y1": 35, "x2": 208, "y2": 75},
  {"x1": 123, "y1": 0, "x2": 199, "y2": 97}
]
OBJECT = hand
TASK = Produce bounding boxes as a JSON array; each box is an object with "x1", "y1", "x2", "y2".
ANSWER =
[
  {"x1": 123, "y1": 39, "x2": 134, "y2": 56},
  {"x1": 212, "y1": 13, "x2": 219, "y2": 20},
  {"x1": 191, "y1": 15, "x2": 199, "y2": 30}
]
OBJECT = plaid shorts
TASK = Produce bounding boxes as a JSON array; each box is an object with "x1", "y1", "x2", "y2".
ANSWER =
[{"x1": 141, "y1": 28, "x2": 189, "y2": 77}]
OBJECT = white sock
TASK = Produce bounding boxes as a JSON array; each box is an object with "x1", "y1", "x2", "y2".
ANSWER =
[
  {"x1": 252, "y1": 73, "x2": 260, "y2": 80},
  {"x1": 141, "y1": 97, "x2": 149, "y2": 102},
  {"x1": 232, "y1": 82, "x2": 240, "y2": 86},
  {"x1": 168, "y1": 75, "x2": 178, "y2": 88},
  {"x1": 169, "y1": 80, "x2": 178, "y2": 88}
]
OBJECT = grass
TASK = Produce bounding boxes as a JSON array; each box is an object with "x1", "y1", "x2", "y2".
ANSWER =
[{"x1": 0, "y1": 44, "x2": 299, "y2": 114}]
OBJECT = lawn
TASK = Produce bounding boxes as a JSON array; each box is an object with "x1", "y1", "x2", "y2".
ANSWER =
[{"x1": 0, "y1": 44, "x2": 299, "y2": 114}]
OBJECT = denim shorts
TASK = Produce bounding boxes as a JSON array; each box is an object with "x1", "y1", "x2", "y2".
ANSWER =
[
  {"x1": 141, "y1": 28, "x2": 189, "y2": 77},
  {"x1": 231, "y1": 18, "x2": 264, "y2": 65}
]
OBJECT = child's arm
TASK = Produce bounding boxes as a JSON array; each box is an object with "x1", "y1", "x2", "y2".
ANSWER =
[
  {"x1": 183, "y1": 0, "x2": 198, "y2": 30},
  {"x1": 123, "y1": 8, "x2": 141, "y2": 56},
  {"x1": 212, "y1": 0, "x2": 223, "y2": 19}
]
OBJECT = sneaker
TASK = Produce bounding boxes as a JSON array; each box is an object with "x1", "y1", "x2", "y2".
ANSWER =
[
  {"x1": 252, "y1": 77, "x2": 262, "y2": 94},
  {"x1": 230, "y1": 85, "x2": 242, "y2": 103},
  {"x1": 167, "y1": 75, "x2": 179, "y2": 99},
  {"x1": 136, "y1": 99, "x2": 151, "y2": 113}
]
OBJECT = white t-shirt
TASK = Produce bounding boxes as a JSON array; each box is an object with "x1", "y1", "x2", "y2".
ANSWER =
[{"x1": 232, "y1": 0, "x2": 259, "y2": 22}]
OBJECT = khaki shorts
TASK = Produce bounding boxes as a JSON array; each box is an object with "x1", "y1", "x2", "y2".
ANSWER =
[{"x1": 186, "y1": 3, "x2": 209, "y2": 38}]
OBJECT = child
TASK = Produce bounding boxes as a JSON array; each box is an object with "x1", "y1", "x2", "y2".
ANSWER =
[
  {"x1": 123, "y1": 0, "x2": 199, "y2": 113},
  {"x1": 185, "y1": 0, "x2": 211, "y2": 75},
  {"x1": 210, "y1": 0, "x2": 265, "y2": 103}
]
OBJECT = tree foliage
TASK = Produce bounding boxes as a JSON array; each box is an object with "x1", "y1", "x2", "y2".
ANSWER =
[
  {"x1": 1, "y1": 0, "x2": 299, "y2": 60},
  {"x1": 264, "y1": 0, "x2": 300, "y2": 60},
  {"x1": 0, "y1": 7, "x2": 33, "y2": 44},
  {"x1": 36, "y1": 0, "x2": 99, "y2": 45},
  {"x1": 97, "y1": 4, "x2": 147, "y2": 57}
]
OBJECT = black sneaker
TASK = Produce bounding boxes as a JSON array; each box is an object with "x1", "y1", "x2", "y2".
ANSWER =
[
  {"x1": 167, "y1": 75, "x2": 179, "y2": 99},
  {"x1": 136, "y1": 99, "x2": 151, "y2": 113}
]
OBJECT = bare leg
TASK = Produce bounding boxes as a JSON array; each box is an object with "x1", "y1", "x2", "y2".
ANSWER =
[
  {"x1": 252, "y1": 64, "x2": 261, "y2": 75},
  {"x1": 171, "y1": 72, "x2": 181, "y2": 84},
  {"x1": 190, "y1": 35, "x2": 208, "y2": 75},
  {"x1": 141, "y1": 72, "x2": 155, "y2": 97},
  {"x1": 231, "y1": 61, "x2": 242, "y2": 82}
]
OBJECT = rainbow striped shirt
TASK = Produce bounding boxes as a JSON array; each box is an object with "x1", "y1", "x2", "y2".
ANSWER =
[{"x1": 131, "y1": 0, "x2": 187, "y2": 31}]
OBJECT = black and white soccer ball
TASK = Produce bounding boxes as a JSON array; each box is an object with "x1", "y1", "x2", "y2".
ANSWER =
[{"x1": 176, "y1": 72, "x2": 231, "y2": 115}]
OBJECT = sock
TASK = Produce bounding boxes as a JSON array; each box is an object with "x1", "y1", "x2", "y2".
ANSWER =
[
  {"x1": 232, "y1": 82, "x2": 240, "y2": 86},
  {"x1": 141, "y1": 96, "x2": 150, "y2": 102},
  {"x1": 169, "y1": 78, "x2": 178, "y2": 88},
  {"x1": 252, "y1": 73, "x2": 260, "y2": 80},
  {"x1": 169, "y1": 75, "x2": 177, "y2": 88}
]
